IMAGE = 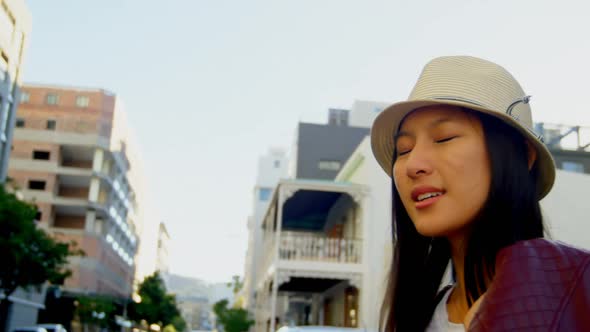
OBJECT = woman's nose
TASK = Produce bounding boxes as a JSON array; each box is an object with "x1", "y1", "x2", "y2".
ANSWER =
[{"x1": 405, "y1": 143, "x2": 434, "y2": 179}]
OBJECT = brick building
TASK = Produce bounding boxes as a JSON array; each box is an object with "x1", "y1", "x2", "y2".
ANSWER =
[{"x1": 9, "y1": 84, "x2": 139, "y2": 303}]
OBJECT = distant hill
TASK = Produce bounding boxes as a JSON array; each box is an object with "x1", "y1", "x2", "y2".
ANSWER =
[{"x1": 165, "y1": 273, "x2": 234, "y2": 304}]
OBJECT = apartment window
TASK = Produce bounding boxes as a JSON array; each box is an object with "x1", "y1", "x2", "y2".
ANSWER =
[
  {"x1": 274, "y1": 160, "x2": 281, "y2": 168},
  {"x1": 28, "y1": 180, "x2": 46, "y2": 190},
  {"x1": 76, "y1": 95, "x2": 89, "y2": 108},
  {"x1": 33, "y1": 150, "x2": 51, "y2": 160},
  {"x1": 15, "y1": 118, "x2": 24, "y2": 128},
  {"x1": 46, "y1": 93, "x2": 59, "y2": 105},
  {"x1": 259, "y1": 188, "x2": 272, "y2": 201},
  {"x1": 562, "y1": 161, "x2": 584, "y2": 173},
  {"x1": 35, "y1": 211, "x2": 42, "y2": 221},
  {"x1": 46, "y1": 120, "x2": 56, "y2": 130},
  {"x1": 318, "y1": 160, "x2": 342, "y2": 171},
  {"x1": 20, "y1": 92, "x2": 30, "y2": 104}
]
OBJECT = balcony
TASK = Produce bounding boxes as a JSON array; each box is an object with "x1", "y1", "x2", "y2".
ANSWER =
[
  {"x1": 253, "y1": 179, "x2": 369, "y2": 332},
  {"x1": 278, "y1": 231, "x2": 361, "y2": 264}
]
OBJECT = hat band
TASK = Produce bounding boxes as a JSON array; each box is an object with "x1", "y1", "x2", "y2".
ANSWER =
[{"x1": 429, "y1": 95, "x2": 544, "y2": 143}]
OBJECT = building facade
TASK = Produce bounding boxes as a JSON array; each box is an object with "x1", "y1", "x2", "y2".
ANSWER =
[
  {"x1": 0, "y1": 1, "x2": 34, "y2": 329},
  {"x1": 0, "y1": 0, "x2": 31, "y2": 183},
  {"x1": 243, "y1": 148, "x2": 289, "y2": 309},
  {"x1": 8, "y1": 85, "x2": 140, "y2": 325}
]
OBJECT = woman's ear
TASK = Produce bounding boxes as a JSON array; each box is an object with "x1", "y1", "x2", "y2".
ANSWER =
[{"x1": 525, "y1": 140, "x2": 537, "y2": 171}]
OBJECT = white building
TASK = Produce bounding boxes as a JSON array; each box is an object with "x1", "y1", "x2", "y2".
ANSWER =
[
  {"x1": 243, "y1": 148, "x2": 289, "y2": 309},
  {"x1": 348, "y1": 100, "x2": 390, "y2": 129}
]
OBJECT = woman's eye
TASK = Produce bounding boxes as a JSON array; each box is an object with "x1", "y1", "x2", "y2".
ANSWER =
[
  {"x1": 436, "y1": 136, "x2": 456, "y2": 143},
  {"x1": 397, "y1": 149, "x2": 411, "y2": 156}
]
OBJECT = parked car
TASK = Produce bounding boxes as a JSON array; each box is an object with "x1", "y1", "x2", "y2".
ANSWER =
[
  {"x1": 277, "y1": 326, "x2": 368, "y2": 332},
  {"x1": 12, "y1": 328, "x2": 48, "y2": 332},
  {"x1": 35, "y1": 325, "x2": 67, "y2": 332}
]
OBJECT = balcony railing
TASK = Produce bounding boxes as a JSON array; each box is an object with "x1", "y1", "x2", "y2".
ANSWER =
[{"x1": 278, "y1": 232, "x2": 361, "y2": 263}]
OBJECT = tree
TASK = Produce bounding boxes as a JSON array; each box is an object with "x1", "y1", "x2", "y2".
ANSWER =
[
  {"x1": 75, "y1": 295, "x2": 116, "y2": 330},
  {"x1": 0, "y1": 185, "x2": 82, "y2": 330},
  {"x1": 227, "y1": 275, "x2": 243, "y2": 295},
  {"x1": 213, "y1": 299, "x2": 254, "y2": 332},
  {"x1": 128, "y1": 272, "x2": 186, "y2": 331}
]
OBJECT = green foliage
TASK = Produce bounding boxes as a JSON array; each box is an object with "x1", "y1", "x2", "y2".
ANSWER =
[
  {"x1": 213, "y1": 299, "x2": 254, "y2": 332},
  {"x1": 75, "y1": 295, "x2": 116, "y2": 328},
  {"x1": 0, "y1": 185, "x2": 83, "y2": 327},
  {"x1": 227, "y1": 275, "x2": 243, "y2": 295},
  {"x1": 171, "y1": 315, "x2": 187, "y2": 332},
  {"x1": 129, "y1": 272, "x2": 186, "y2": 331},
  {"x1": 163, "y1": 325, "x2": 177, "y2": 332}
]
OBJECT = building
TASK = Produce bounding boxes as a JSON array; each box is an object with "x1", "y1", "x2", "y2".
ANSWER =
[
  {"x1": 156, "y1": 222, "x2": 171, "y2": 274},
  {"x1": 8, "y1": 84, "x2": 140, "y2": 328},
  {"x1": 177, "y1": 296, "x2": 212, "y2": 331},
  {"x1": 0, "y1": 0, "x2": 31, "y2": 183},
  {"x1": 0, "y1": 1, "x2": 34, "y2": 329},
  {"x1": 347, "y1": 100, "x2": 389, "y2": 128},
  {"x1": 250, "y1": 102, "x2": 387, "y2": 331},
  {"x1": 535, "y1": 123, "x2": 590, "y2": 174},
  {"x1": 253, "y1": 179, "x2": 369, "y2": 331},
  {"x1": 156, "y1": 221, "x2": 171, "y2": 288},
  {"x1": 243, "y1": 148, "x2": 289, "y2": 310},
  {"x1": 288, "y1": 100, "x2": 388, "y2": 181}
]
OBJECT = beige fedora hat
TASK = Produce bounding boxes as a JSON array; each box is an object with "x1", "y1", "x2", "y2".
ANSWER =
[{"x1": 371, "y1": 55, "x2": 555, "y2": 199}]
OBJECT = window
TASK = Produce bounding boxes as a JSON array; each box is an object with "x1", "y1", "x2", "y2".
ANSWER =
[
  {"x1": 274, "y1": 160, "x2": 281, "y2": 168},
  {"x1": 46, "y1": 93, "x2": 59, "y2": 105},
  {"x1": 259, "y1": 188, "x2": 272, "y2": 201},
  {"x1": 46, "y1": 120, "x2": 56, "y2": 130},
  {"x1": 35, "y1": 211, "x2": 42, "y2": 221},
  {"x1": 562, "y1": 161, "x2": 584, "y2": 173},
  {"x1": 28, "y1": 180, "x2": 46, "y2": 190},
  {"x1": 318, "y1": 160, "x2": 342, "y2": 171},
  {"x1": 76, "y1": 95, "x2": 89, "y2": 108},
  {"x1": 15, "y1": 118, "x2": 24, "y2": 128},
  {"x1": 20, "y1": 92, "x2": 30, "y2": 103},
  {"x1": 33, "y1": 150, "x2": 51, "y2": 160}
]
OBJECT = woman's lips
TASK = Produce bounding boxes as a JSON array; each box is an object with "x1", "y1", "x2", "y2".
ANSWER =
[{"x1": 415, "y1": 193, "x2": 444, "y2": 209}]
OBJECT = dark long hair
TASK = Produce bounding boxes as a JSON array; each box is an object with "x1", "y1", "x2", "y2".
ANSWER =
[{"x1": 380, "y1": 110, "x2": 545, "y2": 331}]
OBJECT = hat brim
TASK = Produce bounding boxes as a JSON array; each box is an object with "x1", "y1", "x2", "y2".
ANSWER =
[{"x1": 370, "y1": 99, "x2": 556, "y2": 199}]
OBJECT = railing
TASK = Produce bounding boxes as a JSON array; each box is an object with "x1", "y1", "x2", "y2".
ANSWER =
[{"x1": 278, "y1": 231, "x2": 361, "y2": 263}]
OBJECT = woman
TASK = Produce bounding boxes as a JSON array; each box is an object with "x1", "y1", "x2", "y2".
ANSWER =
[{"x1": 370, "y1": 56, "x2": 590, "y2": 331}]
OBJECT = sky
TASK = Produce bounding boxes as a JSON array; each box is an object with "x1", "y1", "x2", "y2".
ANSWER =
[{"x1": 23, "y1": 0, "x2": 590, "y2": 283}]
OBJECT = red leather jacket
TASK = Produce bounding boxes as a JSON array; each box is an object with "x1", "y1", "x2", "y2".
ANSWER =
[{"x1": 468, "y1": 238, "x2": 590, "y2": 331}]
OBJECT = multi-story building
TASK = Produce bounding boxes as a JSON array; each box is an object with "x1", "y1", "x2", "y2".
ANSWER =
[
  {"x1": 243, "y1": 148, "x2": 289, "y2": 309},
  {"x1": 251, "y1": 102, "x2": 387, "y2": 331},
  {"x1": 0, "y1": 0, "x2": 31, "y2": 182},
  {"x1": 156, "y1": 222, "x2": 171, "y2": 274},
  {"x1": 156, "y1": 221, "x2": 171, "y2": 288},
  {"x1": 8, "y1": 84, "x2": 140, "y2": 326}
]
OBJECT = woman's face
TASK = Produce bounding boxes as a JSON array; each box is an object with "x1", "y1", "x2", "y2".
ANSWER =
[{"x1": 393, "y1": 105, "x2": 491, "y2": 237}]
